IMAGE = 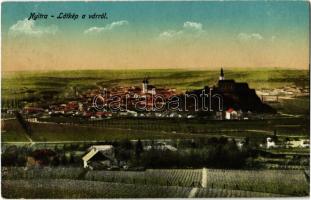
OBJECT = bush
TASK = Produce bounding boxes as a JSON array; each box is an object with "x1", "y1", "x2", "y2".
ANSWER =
[{"x1": 138, "y1": 138, "x2": 251, "y2": 169}]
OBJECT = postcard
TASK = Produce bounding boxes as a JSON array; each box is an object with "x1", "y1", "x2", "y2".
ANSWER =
[{"x1": 1, "y1": 1, "x2": 310, "y2": 198}]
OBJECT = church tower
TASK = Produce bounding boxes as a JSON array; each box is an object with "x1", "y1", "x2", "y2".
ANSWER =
[
  {"x1": 142, "y1": 78, "x2": 148, "y2": 93},
  {"x1": 219, "y1": 68, "x2": 224, "y2": 81}
]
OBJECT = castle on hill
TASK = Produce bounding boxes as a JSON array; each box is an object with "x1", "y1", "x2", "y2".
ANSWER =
[
  {"x1": 185, "y1": 68, "x2": 276, "y2": 114},
  {"x1": 216, "y1": 68, "x2": 275, "y2": 113}
]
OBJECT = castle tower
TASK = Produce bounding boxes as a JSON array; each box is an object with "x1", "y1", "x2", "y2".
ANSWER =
[
  {"x1": 219, "y1": 68, "x2": 224, "y2": 81},
  {"x1": 142, "y1": 78, "x2": 149, "y2": 93}
]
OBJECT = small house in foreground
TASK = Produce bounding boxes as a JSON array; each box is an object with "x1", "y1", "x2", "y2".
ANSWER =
[{"x1": 82, "y1": 145, "x2": 117, "y2": 169}]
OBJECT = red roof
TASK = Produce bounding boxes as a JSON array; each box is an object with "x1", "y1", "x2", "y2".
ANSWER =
[{"x1": 227, "y1": 108, "x2": 234, "y2": 113}]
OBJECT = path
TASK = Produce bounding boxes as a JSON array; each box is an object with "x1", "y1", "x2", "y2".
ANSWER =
[
  {"x1": 188, "y1": 167, "x2": 207, "y2": 198},
  {"x1": 188, "y1": 188, "x2": 198, "y2": 198},
  {"x1": 201, "y1": 167, "x2": 207, "y2": 188},
  {"x1": 23, "y1": 133, "x2": 34, "y2": 146}
]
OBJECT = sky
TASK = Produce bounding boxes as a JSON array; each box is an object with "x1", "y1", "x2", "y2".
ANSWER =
[{"x1": 1, "y1": 1, "x2": 310, "y2": 71}]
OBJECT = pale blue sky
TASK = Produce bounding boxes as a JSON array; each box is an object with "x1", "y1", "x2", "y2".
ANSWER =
[{"x1": 2, "y1": 1, "x2": 309, "y2": 71}]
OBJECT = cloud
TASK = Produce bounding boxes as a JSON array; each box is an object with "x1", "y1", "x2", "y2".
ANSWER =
[
  {"x1": 237, "y1": 33, "x2": 264, "y2": 41},
  {"x1": 158, "y1": 21, "x2": 204, "y2": 40},
  {"x1": 84, "y1": 20, "x2": 129, "y2": 34},
  {"x1": 9, "y1": 18, "x2": 58, "y2": 36},
  {"x1": 183, "y1": 21, "x2": 202, "y2": 31},
  {"x1": 158, "y1": 30, "x2": 182, "y2": 39}
]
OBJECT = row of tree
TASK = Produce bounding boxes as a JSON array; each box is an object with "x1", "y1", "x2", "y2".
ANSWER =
[{"x1": 2, "y1": 137, "x2": 258, "y2": 169}]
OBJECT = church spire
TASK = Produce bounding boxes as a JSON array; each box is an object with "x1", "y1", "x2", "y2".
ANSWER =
[
  {"x1": 142, "y1": 77, "x2": 149, "y2": 93},
  {"x1": 219, "y1": 67, "x2": 224, "y2": 80}
]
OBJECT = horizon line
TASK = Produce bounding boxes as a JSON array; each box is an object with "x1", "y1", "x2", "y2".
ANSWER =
[{"x1": 2, "y1": 66, "x2": 310, "y2": 73}]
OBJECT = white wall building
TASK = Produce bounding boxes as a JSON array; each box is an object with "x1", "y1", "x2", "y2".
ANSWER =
[
  {"x1": 82, "y1": 145, "x2": 115, "y2": 169},
  {"x1": 266, "y1": 137, "x2": 277, "y2": 149},
  {"x1": 225, "y1": 108, "x2": 238, "y2": 120}
]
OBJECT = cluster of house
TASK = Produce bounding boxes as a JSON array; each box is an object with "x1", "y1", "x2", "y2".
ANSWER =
[
  {"x1": 22, "y1": 103, "x2": 252, "y2": 121},
  {"x1": 119, "y1": 110, "x2": 197, "y2": 119},
  {"x1": 96, "y1": 79, "x2": 178, "y2": 110},
  {"x1": 13, "y1": 68, "x2": 281, "y2": 121},
  {"x1": 23, "y1": 101, "x2": 113, "y2": 119},
  {"x1": 20, "y1": 78, "x2": 180, "y2": 119},
  {"x1": 256, "y1": 86, "x2": 309, "y2": 100},
  {"x1": 264, "y1": 137, "x2": 310, "y2": 149}
]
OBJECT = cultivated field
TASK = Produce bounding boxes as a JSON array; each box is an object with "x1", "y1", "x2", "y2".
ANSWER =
[
  {"x1": 2, "y1": 179, "x2": 283, "y2": 198},
  {"x1": 2, "y1": 167, "x2": 308, "y2": 198},
  {"x1": 204, "y1": 169, "x2": 309, "y2": 196}
]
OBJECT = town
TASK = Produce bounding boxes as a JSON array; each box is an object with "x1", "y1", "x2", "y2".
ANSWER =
[{"x1": 3, "y1": 68, "x2": 292, "y2": 122}]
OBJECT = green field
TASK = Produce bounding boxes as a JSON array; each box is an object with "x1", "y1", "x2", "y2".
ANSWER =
[
  {"x1": 2, "y1": 116, "x2": 309, "y2": 143},
  {"x1": 2, "y1": 167, "x2": 308, "y2": 197},
  {"x1": 271, "y1": 96, "x2": 310, "y2": 115}
]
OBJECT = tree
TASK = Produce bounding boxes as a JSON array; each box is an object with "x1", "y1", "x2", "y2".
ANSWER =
[
  {"x1": 116, "y1": 139, "x2": 133, "y2": 162},
  {"x1": 51, "y1": 156, "x2": 60, "y2": 166},
  {"x1": 16, "y1": 154, "x2": 26, "y2": 166},
  {"x1": 60, "y1": 154, "x2": 68, "y2": 166},
  {"x1": 135, "y1": 139, "x2": 144, "y2": 159},
  {"x1": 120, "y1": 139, "x2": 132, "y2": 150},
  {"x1": 244, "y1": 137, "x2": 250, "y2": 146}
]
